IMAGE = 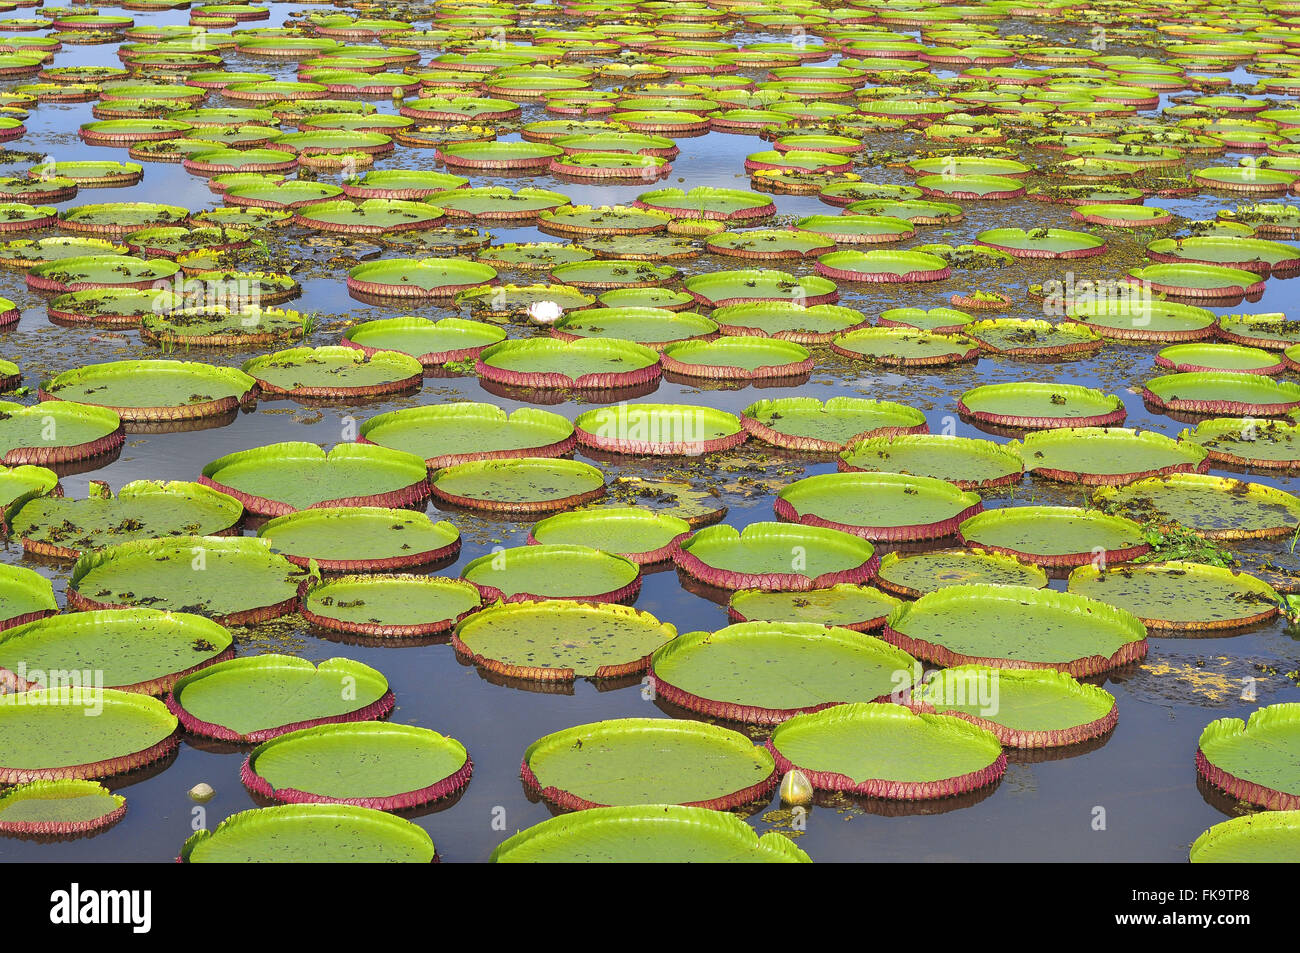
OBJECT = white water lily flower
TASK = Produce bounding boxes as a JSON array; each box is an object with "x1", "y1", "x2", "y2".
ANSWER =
[{"x1": 527, "y1": 300, "x2": 564, "y2": 325}]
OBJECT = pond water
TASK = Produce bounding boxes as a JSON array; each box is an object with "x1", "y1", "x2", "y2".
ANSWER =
[{"x1": 1, "y1": 3, "x2": 1298, "y2": 863}]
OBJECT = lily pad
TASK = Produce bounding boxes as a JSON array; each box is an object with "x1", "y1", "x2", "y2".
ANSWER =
[
  {"x1": 0, "y1": 608, "x2": 233, "y2": 695},
  {"x1": 12, "y1": 479, "x2": 242, "y2": 559},
  {"x1": 831, "y1": 328, "x2": 979, "y2": 366},
  {"x1": 477, "y1": 337, "x2": 660, "y2": 390},
  {"x1": 915, "y1": 666, "x2": 1117, "y2": 748},
  {"x1": 490, "y1": 804, "x2": 809, "y2": 863},
  {"x1": 777, "y1": 471, "x2": 981, "y2": 542},
  {"x1": 528, "y1": 507, "x2": 690, "y2": 564},
  {"x1": 1093, "y1": 473, "x2": 1300, "y2": 539},
  {"x1": 661, "y1": 336, "x2": 812, "y2": 380},
  {"x1": 1017, "y1": 427, "x2": 1208, "y2": 484},
  {"x1": 40, "y1": 359, "x2": 256, "y2": 422},
  {"x1": 200, "y1": 442, "x2": 430, "y2": 516},
  {"x1": 67, "y1": 535, "x2": 310, "y2": 624},
  {"x1": 574, "y1": 403, "x2": 744, "y2": 456},
  {"x1": 958, "y1": 505, "x2": 1151, "y2": 567},
  {"x1": 0, "y1": 401, "x2": 123, "y2": 466},
  {"x1": 300, "y1": 574, "x2": 481, "y2": 639},
  {"x1": 876, "y1": 549, "x2": 1048, "y2": 599},
  {"x1": 1198, "y1": 704, "x2": 1300, "y2": 810},
  {"x1": 728, "y1": 584, "x2": 901, "y2": 632},
  {"x1": 767, "y1": 702, "x2": 1006, "y2": 799},
  {"x1": 431, "y1": 457, "x2": 604, "y2": 514},
  {"x1": 741, "y1": 396, "x2": 926, "y2": 451},
  {"x1": 1068, "y1": 560, "x2": 1280, "y2": 631},
  {"x1": 452, "y1": 600, "x2": 675, "y2": 681},
  {"x1": 1143, "y1": 372, "x2": 1300, "y2": 416},
  {"x1": 839, "y1": 434, "x2": 1023, "y2": 490},
  {"x1": 883, "y1": 584, "x2": 1147, "y2": 675},
  {"x1": 0, "y1": 563, "x2": 57, "y2": 631},
  {"x1": 258, "y1": 507, "x2": 458, "y2": 572},
  {"x1": 650, "y1": 621, "x2": 915, "y2": 724},
  {"x1": 242, "y1": 722, "x2": 471, "y2": 810},
  {"x1": 551, "y1": 307, "x2": 717, "y2": 348},
  {"x1": 1190, "y1": 811, "x2": 1300, "y2": 863},
  {"x1": 168, "y1": 655, "x2": 393, "y2": 743},
  {"x1": 0, "y1": 688, "x2": 178, "y2": 783},
  {"x1": 522, "y1": 717, "x2": 776, "y2": 810},
  {"x1": 1181, "y1": 417, "x2": 1300, "y2": 469},
  {"x1": 460, "y1": 544, "x2": 639, "y2": 604},
  {"x1": 179, "y1": 804, "x2": 435, "y2": 863},
  {"x1": 709, "y1": 302, "x2": 868, "y2": 343},
  {"x1": 958, "y1": 382, "x2": 1126, "y2": 429},
  {"x1": 675, "y1": 521, "x2": 879, "y2": 591},
  {"x1": 242, "y1": 347, "x2": 423, "y2": 400},
  {"x1": 0, "y1": 780, "x2": 126, "y2": 837}
]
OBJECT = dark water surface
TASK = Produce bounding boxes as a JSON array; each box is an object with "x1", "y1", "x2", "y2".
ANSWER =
[{"x1": 2, "y1": 5, "x2": 1298, "y2": 863}]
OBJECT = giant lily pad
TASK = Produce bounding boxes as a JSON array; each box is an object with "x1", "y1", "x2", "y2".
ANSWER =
[
  {"x1": 1068, "y1": 299, "x2": 1217, "y2": 342},
  {"x1": 167, "y1": 655, "x2": 393, "y2": 743},
  {"x1": 67, "y1": 535, "x2": 310, "y2": 624},
  {"x1": 741, "y1": 396, "x2": 927, "y2": 452},
  {"x1": 1018, "y1": 427, "x2": 1208, "y2": 484},
  {"x1": 649, "y1": 621, "x2": 916, "y2": 724},
  {"x1": 551, "y1": 307, "x2": 717, "y2": 348},
  {"x1": 831, "y1": 328, "x2": 979, "y2": 366},
  {"x1": 431, "y1": 457, "x2": 604, "y2": 514},
  {"x1": 0, "y1": 609, "x2": 233, "y2": 695},
  {"x1": 1190, "y1": 811, "x2": 1300, "y2": 863},
  {"x1": 1198, "y1": 704, "x2": 1300, "y2": 810},
  {"x1": 452, "y1": 600, "x2": 675, "y2": 681},
  {"x1": 241, "y1": 722, "x2": 471, "y2": 810},
  {"x1": 477, "y1": 337, "x2": 660, "y2": 390},
  {"x1": 661, "y1": 336, "x2": 812, "y2": 380},
  {"x1": 876, "y1": 549, "x2": 1048, "y2": 599},
  {"x1": 0, "y1": 563, "x2": 57, "y2": 631},
  {"x1": 460, "y1": 544, "x2": 639, "y2": 604},
  {"x1": 1068, "y1": 560, "x2": 1279, "y2": 631},
  {"x1": 915, "y1": 666, "x2": 1117, "y2": 748},
  {"x1": 0, "y1": 780, "x2": 126, "y2": 837},
  {"x1": 1142, "y1": 372, "x2": 1300, "y2": 416},
  {"x1": 12, "y1": 479, "x2": 242, "y2": 559},
  {"x1": 300, "y1": 574, "x2": 481, "y2": 639},
  {"x1": 674, "y1": 521, "x2": 878, "y2": 591},
  {"x1": 528, "y1": 507, "x2": 690, "y2": 565},
  {"x1": 709, "y1": 302, "x2": 868, "y2": 343},
  {"x1": 0, "y1": 688, "x2": 178, "y2": 782},
  {"x1": 958, "y1": 382, "x2": 1126, "y2": 430},
  {"x1": 1093, "y1": 473, "x2": 1300, "y2": 539},
  {"x1": 839, "y1": 434, "x2": 1022, "y2": 490},
  {"x1": 961, "y1": 491, "x2": 1154, "y2": 560},
  {"x1": 179, "y1": 804, "x2": 435, "y2": 863},
  {"x1": 200, "y1": 442, "x2": 430, "y2": 516},
  {"x1": 683, "y1": 269, "x2": 838, "y2": 307},
  {"x1": 258, "y1": 507, "x2": 458, "y2": 572},
  {"x1": 342, "y1": 317, "x2": 504, "y2": 366},
  {"x1": 574, "y1": 404, "x2": 744, "y2": 456},
  {"x1": 0, "y1": 464, "x2": 59, "y2": 529},
  {"x1": 767, "y1": 702, "x2": 1006, "y2": 799},
  {"x1": 728, "y1": 584, "x2": 901, "y2": 632},
  {"x1": 490, "y1": 804, "x2": 809, "y2": 863},
  {"x1": 0, "y1": 401, "x2": 123, "y2": 466},
  {"x1": 965, "y1": 319, "x2": 1103, "y2": 359},
  {"x1": 776, "y1": 472, "x2": 981, "y2": 541},
  {"x1": 1181, "y1": 417, "x2": 1300, "y2": 469},
  {"x1": 346, "y1": 257, "x2": 497, "y2": 299},
  {"x1": 40, "y1": 360, "x2": 256, "y2": 423},
  {"x1": 242, "y1": 347, "x2": 423, "y2": 400},
  {"x1": 883, "y1": 584, "x2": 1147, "y2": 675},
  {"x1": 521, "y1": 718, "x2": 776, "y2": 810}
]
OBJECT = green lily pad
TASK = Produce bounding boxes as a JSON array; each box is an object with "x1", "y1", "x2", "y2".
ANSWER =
[
  {"x1": 1143, "y1": 372, "x2": 1300, "y2": 416},
  {"x1": 840, "y1": 434, "x2": 1023, "y2": 490},
  {"x1": 453, "y1": 600, "x2": 674, "y2": 680},
  {"x1": 1190, "y1": 811, "x2": 1300, "y2": 863},
  {"x1": 242, "y1": 347, "x2": 422, "y2": 399},
  {"x1": 67, "y1": 535, "x2": 310, "y2": 624},
  {"x1": 11, "y1": 479, "x2": 242, "y2": 559},
  {"x1": 741, "y1": 396, "x2": 926, "y2": 452},
  {"x1": 1180, "y1": 417, "x2": 1300, "y2": 468},
  {"x1": 710, "y1": 302, "x2": 867, "y2": 342},
  {"x1": 574, "y1": 403, "x2": 744, "y2": 455},
  {"x1": 768, "y1": 702, "x2": 1005, "y2": 798},
  {"x1": 728, "y1": 584, "x2": 901, "y2": 631},
  {"x1": 0, "y1": 563, "x2": 57, "y2": 630},
  {"x1": 876, "y1": 549, "x2": 1048, "y2": 599},
  {"x1": 1094, "y1": 473, "x2": 1300, "y2": 539},
  {"x1": 650, "y1": 621, "x2": 915, "y2": 724},
  {"x1": 529, "y1": 507, "x2": 690, "y2": 563},
  {"x1": 1067, "y1": 560, "x2": 1280, "y2": 631},
  {"x1": 200, "y1": 442, "x2": 429, "y2": 516},
  {"x1": 831, "y1": 327, "x2": 979, "y2": 366},
  {"x1": 958, "y1": 505, "x2": 1150, "y2": 566},
  {"x1": 776, "y1": 471, "x2": 982, "y2": 541},
  {"x1": 431, "y1": 457, "x2": 604, "y2": 513},
  {"x1": 675, "y1": 521, "x2": 878, "y2": 590},
  {"x1": 342, "y1": 317, "x2": 504, "y2": 366},
  {"x1": 958, "y1": 382, "x2": 1125, "y2": 429},
  {"x1": 169, "y1": 654, "x2": 392, "y2": 743},
  {"x1": 460, "y1": 544, "x2": 639, "y2": 602},
  {"x1": 0, "y1": 688, "x2": 178, "y2": 782},
  {"x1": 1017, "y1": 427, "x2": 1207, "y2": 484},
  {"x1": 490, "y1": 804, "x2": 809, "y2": 863},
  {"x1": 0, "y1": 780, "x2": 126, "y2": 836},
  {"x1": 1198, "y1": 704, "x2": 1300, "y2": 809},
  {"x1": 179, "y1": 804, "x2": 435, "y2": 863},
  {"x1": 301, "y1": 574, "x2": 481, "y2": 638},
  {"x1": 40, "y1": 360, "x2": 255, "y2": 421},
  {"x1": 0, "y1": 401, "x2": 123, "y2": 466},
  {"x1": 257, "y1": 507, "x2": 458, "y2": 571},
  {"x1": 883, "y1": 584, "x2": 1147, "y2": 675},
  {"x1": 522, "y1": 717, "x2": 775, "y2": 809},
  {"x1": 0, "y1": 608, "x2": 232, "y2": 695},
  {"x1": 243, "y1": 721, "x2": 470, "y2": 809},
  {"x1": 915, "y1": 666, "x2": 1117, "y2": 748}
]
